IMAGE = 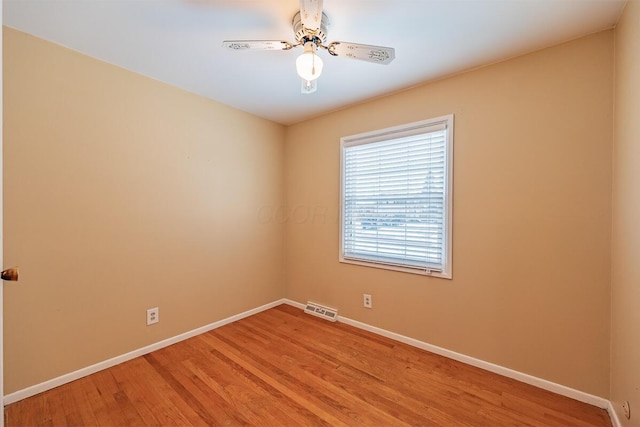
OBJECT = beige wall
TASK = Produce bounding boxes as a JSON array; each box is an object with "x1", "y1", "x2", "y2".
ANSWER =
[
  {"x1": 3, "y1": 27, "x2": 285, "y2": 394},
  {"x1": 285, "y1": 31, "x2": 613, "y2": 397},
  {"x1": 612, "y1": 0, "x2": 640, "y2": 425},
  {"x1": 3, "y1": 23, "x2": 620, "y2": 401}
]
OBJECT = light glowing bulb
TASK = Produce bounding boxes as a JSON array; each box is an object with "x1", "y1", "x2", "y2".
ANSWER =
[{"x1": 296, "y1": 42, "x2": 323, "y2": 81}]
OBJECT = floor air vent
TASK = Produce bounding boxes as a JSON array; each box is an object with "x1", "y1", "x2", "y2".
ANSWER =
[{"x1": 304, "y1": 301, "x2": 338, "y2": 322}]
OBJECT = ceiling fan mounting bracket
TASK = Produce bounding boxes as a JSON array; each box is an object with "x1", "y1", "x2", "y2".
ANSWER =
[{"x1": 327, "y1": 42, "x2": 340, "y2": 56}]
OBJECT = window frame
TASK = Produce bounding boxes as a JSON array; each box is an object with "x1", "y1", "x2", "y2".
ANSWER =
[{"x1": 339, "y1": 114, "x2": 454, "y2": 279}]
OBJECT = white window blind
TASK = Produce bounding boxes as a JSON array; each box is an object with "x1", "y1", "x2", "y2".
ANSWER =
[{"x1": 340, "y1": 115, "x2": 453, "y2": 277}]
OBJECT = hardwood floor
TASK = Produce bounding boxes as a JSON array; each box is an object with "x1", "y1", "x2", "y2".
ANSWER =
[{"x1": 6, "y1": 304, "x2": 611, "y2": 426}]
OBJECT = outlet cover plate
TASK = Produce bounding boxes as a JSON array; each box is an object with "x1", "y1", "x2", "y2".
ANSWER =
[
  {"x1": 363, "y1": 294, "x2": 372, "y2": 308},
  {"x1": 146, "y1": 307, "x2": 159, "y2": 325}
]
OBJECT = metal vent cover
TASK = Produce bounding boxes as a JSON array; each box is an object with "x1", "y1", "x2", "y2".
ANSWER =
[{"x1": 304, "y1": 301, "x2": 338, "y2": 322}]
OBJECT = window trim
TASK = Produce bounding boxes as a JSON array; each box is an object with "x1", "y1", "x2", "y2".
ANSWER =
[{"x1": 339, "y1": 114, "x2": 454, "y2": 279}]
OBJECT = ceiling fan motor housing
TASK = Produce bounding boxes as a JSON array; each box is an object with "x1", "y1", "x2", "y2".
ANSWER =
[{"x1": 292, "y1": 11, "x2": 329, "y2": 45}]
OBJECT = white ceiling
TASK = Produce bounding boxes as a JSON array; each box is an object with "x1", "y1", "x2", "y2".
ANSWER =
[{"x1": 3, "y1": 0, "x2": 627, "y2": 125}]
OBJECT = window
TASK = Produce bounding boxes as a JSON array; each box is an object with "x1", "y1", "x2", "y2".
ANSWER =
[{"x1": 340, "y1": 115, "x2": 453, "y2": 278}]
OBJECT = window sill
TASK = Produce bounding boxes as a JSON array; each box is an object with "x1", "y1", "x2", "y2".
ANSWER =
[{"x1": 339, "y1": 256, "x2": 452, "y2": 279}]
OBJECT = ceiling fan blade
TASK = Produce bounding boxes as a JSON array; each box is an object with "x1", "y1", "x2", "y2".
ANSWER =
[
  {"x1": 301, "y1": 78, "x2": 317, "y2": 94},
  {"x1": 222, "y1": 40, "x2": 292, "y2": 51},
  {"x1": 328, "y1": 42, "x2": 396, "y2": 65},
  {"x1": 299, "y1": 0, "x2": 323, "y2": 32}
]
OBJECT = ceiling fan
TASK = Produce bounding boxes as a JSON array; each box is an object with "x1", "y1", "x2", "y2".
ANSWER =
[{"x1": 222, "y1": 0, "x2": 396, "y2": 94}]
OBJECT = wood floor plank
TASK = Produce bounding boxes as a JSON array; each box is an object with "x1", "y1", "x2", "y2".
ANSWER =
[
  {"x1": 284, "y1": 311, "x2": 521, "y2": 426},
  {"x1": 6, "y1": 304, "x2": 612, "y2": 427},
  {"x1": 222, "y1": 316, "x2": 469, "y2": 426},
  {"x1": 207, "y1": 326, "x2": 396, "y2": 426},
  {"x1": 42, "y1": 387, "x2": 69, "y2": 426},
  {"x1": 67, "y1": 378, "x2": 100, "y2": 426},
  {"x1": 108, "y1": 357, "x2": 199, "y2": 426},
  {"x1": 199, "y1": 332, "x2": 353, "y2": 426},
  {"x1": 89, "y1": 369, "x2": 146, "y2": 426},
  {"x1": 171, "y1": 339, "x2": 292, "y2": 425},
  {"x1": 244, "y1": 307, "x2": 502, "y2": 425},
  {"x1": 78, "y1": 375, "x2": 115, "y2": 427},
  {"x1": 144, "y1": 352, "x2": 236, "y2": 426}
]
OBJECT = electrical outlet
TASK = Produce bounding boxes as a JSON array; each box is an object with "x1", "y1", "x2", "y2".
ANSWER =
[
  {"x1": 146, "y1": 307, "x2": 159, "y2": 325},
  {"x1": 363, "y1": 294, "x2": 372, "y2": 309},
  {"x1": 623, "y1": 401, "x2": 631, "y2": 420}
]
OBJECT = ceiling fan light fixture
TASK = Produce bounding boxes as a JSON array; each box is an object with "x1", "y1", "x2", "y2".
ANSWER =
[
  {"x1": 223, "y1": 0, "x2": 396, "y2": 93},
  {"x1": 296, "y1": 41, "x2": 323, "y2": 81}
]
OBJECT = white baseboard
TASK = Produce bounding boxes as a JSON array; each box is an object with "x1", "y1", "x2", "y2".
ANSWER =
[
  {"x1": 608, "y1": 401, "x2": 623, "y2": 427},
  {"x1": 3, "y1": 299, "x2": 286, "y2": 405},
  {"x1": 4, "y1": 297, "x2": 614, "y2": 426},
  {"x1": 283, "y1": 298, "x2": 609, "y2": 410}
]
